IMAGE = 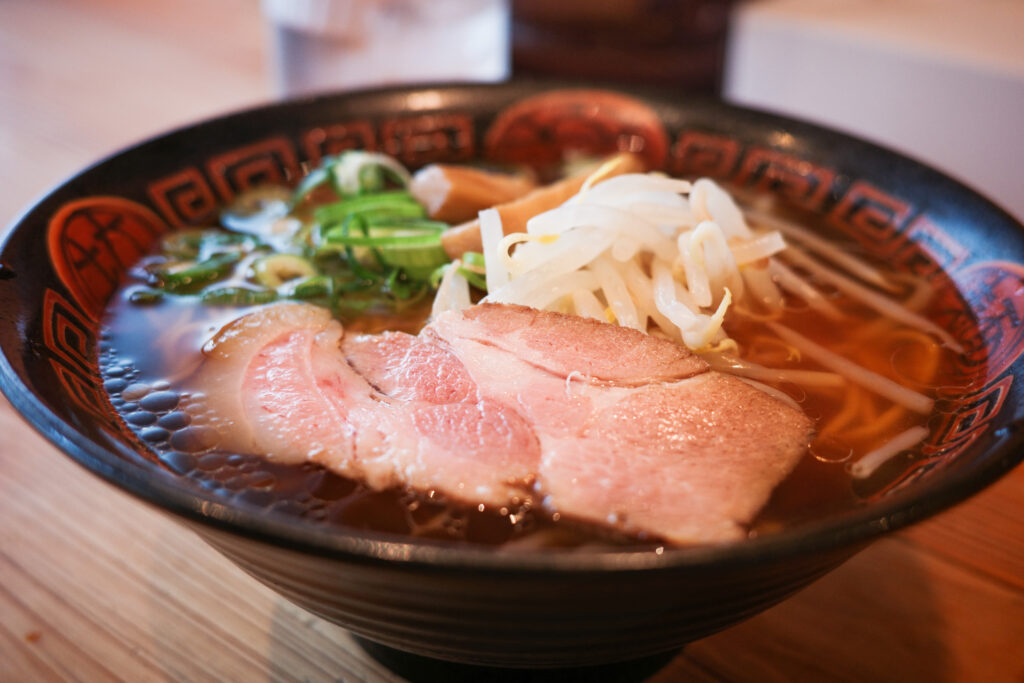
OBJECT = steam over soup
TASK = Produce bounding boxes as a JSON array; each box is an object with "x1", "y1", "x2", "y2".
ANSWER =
[{"x1": 98, "y1": 152, "x2": 969, "y2": 548}]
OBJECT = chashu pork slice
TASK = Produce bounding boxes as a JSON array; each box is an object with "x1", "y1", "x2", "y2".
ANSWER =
[
  {"x1": 193, "y1": 303, "x2": 363, "y2": 467},
  {"x1": 342, "y1": 329, "x2": 539, "y2": 504},
  {"x1": 425, "y1": 304, "x2": 815, "y2": 544},
  {"x1": 194, "y1": 301, "x2": 813, "y2": 545},
  {"x1": 537, "y1": 374, "x2": 813, "y2": 544},
  {"x1": 193, "y1": 303, "x2": 539, "y2": 506},
  {"x1": 432, "y1": 303, "x2": 707, "y2": 386}
]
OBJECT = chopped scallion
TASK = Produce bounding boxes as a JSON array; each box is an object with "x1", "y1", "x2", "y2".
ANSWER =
[
  {"x1": 201, "y1": 286, "x2": 279, "y2": 306},
  {"x1": 152, "y1": 251, "x2": 242, "y2": 294},
  {"x1": 253, "y1": 254, "x2": 317, "y2": 288},
  {"x1": 133, "y1": 151, "x2": 450, "y2": 321}
]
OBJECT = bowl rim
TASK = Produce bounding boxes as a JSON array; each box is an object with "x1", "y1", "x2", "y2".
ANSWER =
[{"x1": 2, "y1": 80, "x2": 1023, "y2": 573}]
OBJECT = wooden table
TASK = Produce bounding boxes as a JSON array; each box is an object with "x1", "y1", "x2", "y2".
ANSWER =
[{"x1": 1, "y1": 1, "x2": 1022, "y2": 680}]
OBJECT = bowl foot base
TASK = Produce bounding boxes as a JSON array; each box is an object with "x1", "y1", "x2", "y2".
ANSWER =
[{"x1": 354, "y1": 636, "x2": 681, "y2": 682}]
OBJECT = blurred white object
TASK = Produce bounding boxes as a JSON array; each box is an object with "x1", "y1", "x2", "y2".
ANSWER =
[
  {"x1": 264, "y1": 0, "x2": 510, "y2": 96},
  {"x1": 724, "y1": 0, "x2": 1024, "y2": 221}
]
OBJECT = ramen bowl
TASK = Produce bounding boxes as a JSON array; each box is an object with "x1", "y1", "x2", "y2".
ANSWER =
[{"x1": 1, "y1": 82, "x2": 1022, "y2": 668}]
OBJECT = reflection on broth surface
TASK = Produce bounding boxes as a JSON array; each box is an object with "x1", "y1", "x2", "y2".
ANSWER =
[
  {"x1": 99, "y1": 266, "x2": 966, "y2": 546},
  {"x1": 97, "y1": 154, "x2": 975, "y2": 548},
  {"x1": 100, "y1": 296, "x2": 659, "y2": 548}
]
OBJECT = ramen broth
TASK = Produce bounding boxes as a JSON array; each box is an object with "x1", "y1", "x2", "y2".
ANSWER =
[{"x1": 97, "y1": 186, "x2": 968, "y2": 548}]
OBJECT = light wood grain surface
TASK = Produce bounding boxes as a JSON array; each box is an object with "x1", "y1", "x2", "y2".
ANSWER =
[{"x1": 1, "y1": 1, "x2": 1022, "y2": 681}]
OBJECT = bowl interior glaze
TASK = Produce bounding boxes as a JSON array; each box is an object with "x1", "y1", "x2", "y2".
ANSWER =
[{"x1": 2, "y1": 81, "x2": 1023, "y2": 666}]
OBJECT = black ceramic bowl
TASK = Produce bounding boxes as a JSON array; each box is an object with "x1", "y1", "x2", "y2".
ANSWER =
[{"x1": 2, "y1": 82, "x2": 1023, "y2": 669}]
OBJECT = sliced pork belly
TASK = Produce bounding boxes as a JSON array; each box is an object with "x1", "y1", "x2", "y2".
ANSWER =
[
  {"x1": 420, "y1": 325, "x2": 600, "y2": 439},
  {"x1": 194, "y1": 302, "x2": 813, "y2": 545},
  {"x1": 538, "y1": 373, "x2": 813, "y2": 543},
  {"x1": 437, "y1": 303, "x2": 707, "y2": 385},
  {"x1": 194, "y1": 303, "x2": 361, "y2": 466},
  {"x1": 425, "y1": 307, "x2": 814, "y2": 544},
  {"x1": 344, "y1": 330, "x2": 476, "y2": 404},
  {"x1": 342, "y1": 330, "x2": 539, "y2": 503},
  {"x1": 193, "y1": 304, "x2": 539, "y2": 506}
]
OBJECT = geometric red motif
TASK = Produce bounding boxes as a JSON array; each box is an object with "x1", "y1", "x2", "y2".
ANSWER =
[
  {"x1": 950, "y1": 261, "x2": 1024, "y2": 384},
  {"x1": 901, "y1": 213, "x2": 969, "y2": 277},
  {"x1": 147, "y1": 166, "x2": 219, "y2": 227},
  {"x1": 42, "y1": 288, "x2": 96, "y2": 376},
  {"x1": 670, "y1": 130, "x2": 741, "y2": 179},
  {"x1": 826, "y1": 180, "x2": 913, "y2": 257},
  {"x1": 47, "y1": 196, "x2": 168, "y2": 321},
  {"x1": 40, "y1": 288, "x2": 118, "y2": 430},
  {"x1": 930, "y1": 375, "x2": 1012, "y2": 458},
  {"x1": 484, "y1": 90, "x2": 668, "y2": 170},
  {"x1": 733, "y1": 147, "x2": 835, "y2": 212},
  {"x1": 302, "y1": 121, "x2": 377, "y2": 167},
  {"x1": 48, "y1": 358, "x2": 117, "y2": 429},
  {"x1": 382, "y1": 113, "x2": 475, "y2": 168},
  {"x1": 206, "y1": 136, "x2": 302, "y2": 203},
  {"x1": 871, "y1": 374, "x2": 1013, "y2": 500},
  {"x1": 868, "y1": 261, "x2": 1024, "y2": 498}
]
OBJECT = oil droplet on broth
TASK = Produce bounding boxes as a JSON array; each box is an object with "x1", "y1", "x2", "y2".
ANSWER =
[{"x1": 809, "y1": 436, "x2": 853, "y2": 463}]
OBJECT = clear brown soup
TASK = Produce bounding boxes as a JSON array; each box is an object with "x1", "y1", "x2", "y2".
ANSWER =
[{"x1": 98, "y1": 215, "x2": 969, "y2": 549}]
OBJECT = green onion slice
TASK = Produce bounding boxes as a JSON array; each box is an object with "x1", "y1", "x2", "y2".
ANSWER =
[
  {"x1": 461, "y1": 251, "x2": 486, "y2": 271},
  {"x1": 328, "y1": 151, "x2": 411, "y2": 196},
  {"x1": 153, "y1": 251, "x2": 242, "y2": 293},
  {"x1": 200, "y1": 286, "x2": 279, "y2": 306},
  {"x1": 252, "y1": 254, "x2": 317, "y2": 288},
  {"x1": 314, "y1": 191, "x2": 425, "y2": 225},
  {"x1": 291, "y1": 165, "x2": 331, "y2": 205},
  {"x1": 458, "y1": 266, "x2": 488, "y2": 292},
  {"x1": 127, "y1": 288, "x2": 165, "y2": 305},
  {"x1": 288, "y1": 275, "x2": 334, "y2": 300}
]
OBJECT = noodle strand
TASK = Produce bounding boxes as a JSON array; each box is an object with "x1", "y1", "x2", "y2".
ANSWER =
[{"x1": 768, "y1": 323, "x2": 934, "y2": 414}]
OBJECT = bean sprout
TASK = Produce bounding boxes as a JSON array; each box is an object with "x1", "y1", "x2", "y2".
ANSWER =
[{"x1": 433, "y1": 172, "x2": 963, "y2": 467}]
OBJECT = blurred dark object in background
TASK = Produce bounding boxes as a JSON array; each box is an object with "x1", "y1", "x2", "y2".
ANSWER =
[{"x1": 512, "y1": 0, "x2": 736, "y2": 93}]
